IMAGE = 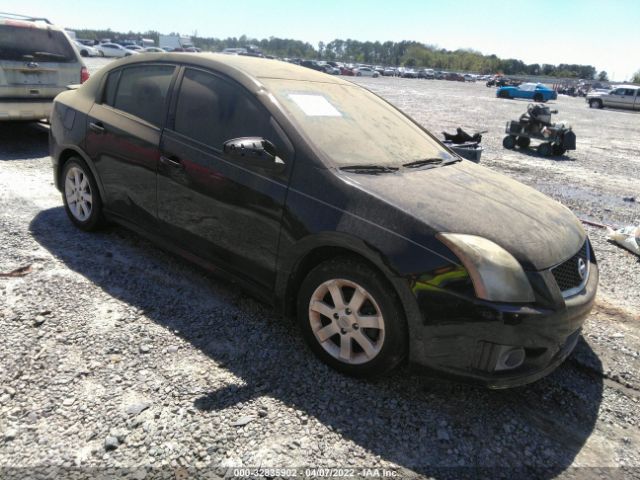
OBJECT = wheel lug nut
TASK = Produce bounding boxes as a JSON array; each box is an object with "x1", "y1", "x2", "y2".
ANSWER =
[
  {"x1": 353, "y1": 324, "x2": 359, "y2": 329},
  {"x1": 345, "y1": 308, "x2": 351, "y2": 315},
  {"x1": 333, "y1": 313, "x2": 339, "y2": 319},
  {"x1": 340, "y1": 328, "x2": 346, "y2": 334}
]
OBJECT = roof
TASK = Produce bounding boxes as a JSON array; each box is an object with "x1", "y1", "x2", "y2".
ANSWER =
[{"x1": 144, "y1": 52, "x2": 353, "y2": 86}]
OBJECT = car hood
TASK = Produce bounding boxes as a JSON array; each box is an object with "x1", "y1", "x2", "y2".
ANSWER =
[{"x1": 341, "y1": 161, "x2": 585, "y2": 271}]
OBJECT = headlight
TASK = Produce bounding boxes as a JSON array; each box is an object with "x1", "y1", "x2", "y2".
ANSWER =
[{"x1": 437, "y1": 233, "x2": 535, "y2": 303}]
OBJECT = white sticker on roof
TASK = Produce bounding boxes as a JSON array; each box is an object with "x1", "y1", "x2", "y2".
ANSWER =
[{"x1": 288, "y1": 94, "x2": 342, "y2": 117}]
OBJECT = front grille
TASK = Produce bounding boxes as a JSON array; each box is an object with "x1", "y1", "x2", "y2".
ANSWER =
[{"x1": 551, "y1": 242, "x2": 589, "y2": 295}]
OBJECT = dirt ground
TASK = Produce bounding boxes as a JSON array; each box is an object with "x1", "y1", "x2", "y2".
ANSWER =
[{"x1": 1, "y1": 59, "x2": 639, "y2": 479}]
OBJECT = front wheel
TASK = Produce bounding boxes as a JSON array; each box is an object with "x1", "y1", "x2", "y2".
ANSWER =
[
  {"x1": 297, "y1": 257, "x2": 407, "y2": 377},
  {"x1": 498, "y1": 90, "x2": 510, "y2": 99},
  {"x1": 589, "y1": 99, "x2": 603, "y2": 109},
  {"x1": 503, "y1": 135, "x2": 517, "y2": 149},
  {"x1": 516, "y1": 136, "x2": 531, "y2": 148},
  {"x1": 537, "y1": 142, "x2": 553, "y2": 157},
  {"x1": 61, "y1": 157, "x2": 105, "y2": 231},
  {"x1": 552, "y1": 144, "x2": 566, "y2": 156}
]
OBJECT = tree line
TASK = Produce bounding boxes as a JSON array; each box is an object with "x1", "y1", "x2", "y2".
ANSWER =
[{"x1": 73, "y1": 29, "x2": 601, "y2": 78}]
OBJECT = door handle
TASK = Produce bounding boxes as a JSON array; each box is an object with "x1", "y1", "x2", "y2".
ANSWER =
[
  {"x1": 160, "y1": 155, "x2": 184, "y2": 169},
  {"x1": 89, "y1": 121, "x2": 105, "y2": 134}
]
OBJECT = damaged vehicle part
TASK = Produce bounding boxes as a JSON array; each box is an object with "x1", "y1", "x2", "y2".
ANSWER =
[{"x1": 49, "y1": 53, "x2": 598, "y2": 387}]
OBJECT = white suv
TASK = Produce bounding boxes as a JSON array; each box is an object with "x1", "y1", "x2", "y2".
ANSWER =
[{"x1": 0, "y1": 13, "x2": 89, "y2": 121}]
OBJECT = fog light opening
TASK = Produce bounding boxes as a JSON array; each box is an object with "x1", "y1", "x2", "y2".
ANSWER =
[{"x1": 495, "y1": 347, "x2": 525, "y2": 371}]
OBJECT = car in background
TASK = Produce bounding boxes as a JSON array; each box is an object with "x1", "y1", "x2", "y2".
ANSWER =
[
  {"x1": 374, "y1": 65, "x2": 385, "y2": 75},
  {"x1": 95, "y1": 43, "x2": 139, "y2": 58},
  {"x1": 300, "y1": 59, "x2": 325, "y2": 72},
  {"x1": 445, "y1": 72, "x2": 465, "y2": 82},
  {"x1": 143, "y1": 47, "x2": 166, "y2": 53},
  {"x1": 586, "y1": 85, "x2": 640, "y2": 110},
  {"x1": 323, "y1": 64, "x2": 340, "y2": 75},
  {"x1": 383, "y1": 67, "x2": 396, "y2": 76},
  {"x1": 0, "y1": 12, "x2": 89, "y2": 121},
  {"x1": 74, "y1": 40, "x2": 99, "y2": 57},
  {"x1": 401, "y1": 68, "x2": 417, "y2": 78},
  {"x1": 463, "y1": 74, "x2": 476, "y2": 82},
  {"x1": 123, "y1": 44, "x2": 143, "y2": 51},
  {"x1": 49, "y1": 53, "x2": 598, "y2": 386},
  {"x1": 340, "y1": 65, "x2": 354, "y2": 76},
  {"x1": 353, "y1": 66, "x2": 379, "y2": 77},
  {"x1": 417, "y1": 68, "x2": 435, "y2": 79},
  {"x1": 497, "y1": 82, "x2": 557, "y2": 102}
]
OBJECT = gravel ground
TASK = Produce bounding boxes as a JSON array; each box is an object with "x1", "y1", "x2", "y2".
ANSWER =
[{"x1": 1, "y1": 59, "x2": 639, "y2": 479}]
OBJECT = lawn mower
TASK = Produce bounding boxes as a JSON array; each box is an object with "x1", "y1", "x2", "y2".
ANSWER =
[{"x1": 502, "y1": 103, "x2": 576, "y2": 157}]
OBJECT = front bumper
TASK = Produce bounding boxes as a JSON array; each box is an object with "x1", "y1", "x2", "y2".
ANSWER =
[{"x1": 408, "y1": 261, "x2": 598, "y2": 388}]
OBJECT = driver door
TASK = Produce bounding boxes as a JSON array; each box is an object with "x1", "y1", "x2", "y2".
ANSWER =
[{"x1": 157, "y1": 67, "x2": 294, "y2": 291}]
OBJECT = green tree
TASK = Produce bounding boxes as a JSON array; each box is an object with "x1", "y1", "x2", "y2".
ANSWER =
[
  {"x1": 631, "y1": 70, "x2": 640, "y2": 84},
  {"x1": 597, "y1": 71, "x2": 608, "y2": 81}
]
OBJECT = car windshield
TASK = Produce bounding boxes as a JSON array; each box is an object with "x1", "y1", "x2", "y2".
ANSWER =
[
  {"x1": 262, "y1": 79, "x2": 452, "y2": 168},
  {"x1": 0, "y1": 24, "x2": 76, "y2": 62}
]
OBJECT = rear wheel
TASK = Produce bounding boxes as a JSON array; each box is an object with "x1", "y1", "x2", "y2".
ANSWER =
[
  {"x1": 552, "y1": 144, "x2": 566, "y2": 156},
  {"x1": 503, "y1": 135, "x2": 517, "y2": 149},
  {"x1": 61, "y1": 157, "x2": 104, "y2": 231},
  {"x1": 516, "y1": 136, "x2": 530, "y2": 148},
  {"x1": 537, "y1": 142, "x2": 553, "y2": 157},
  {"x1": 80, "y1": 50, "x2": 88, "y2": 57},
  {"x1": 297, "y1": 257, "x2": 407, "y2": 377},
  {"x1": 499, "y1": 90, "x2": 510, "y2": 98}
]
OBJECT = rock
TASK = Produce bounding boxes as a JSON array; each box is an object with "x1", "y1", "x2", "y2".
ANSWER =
[
  {"x1": 62, "y1": 397, "x2": 76, "y2": 407},
  {"x1": 110, "y1": 428, "x2": 128, "y2": 443},
  {"x1": 231, "y1": 416, "x2": 255, "y2": 427},
  {"x1": 258, "y1": 409, "x2": 268, "y2": 418},
  {"x1": 167, "y1": 345, "x2": 179, "y2": 353},
  {"x1": 623, "y1": 196, "x2": 636, "y2": 202},
  {"x1": 104, "y1": 436, "x2": 119, "y2": 451},
  {"x1": 33, "y1": 316, "x2": 46, "y2": 327},
  {"x1": 126, "y1": 402, "x2": 151, "y2": 416},
  {"x1": 139, "y1": 345, "x2": 151, "y2": 354},
  {"x1": 437, "y1": 428, "x2": 450, "y2": 441},
  {"x1": 3, "y1": 428, "x2": 17, "y2": 441}
]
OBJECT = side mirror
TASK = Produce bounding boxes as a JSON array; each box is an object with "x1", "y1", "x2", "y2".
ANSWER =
[
  {"x1": 551, "y1": 110, "x2": 558, "y2": 114},
  {"x1": 222, "y1": 137, "x2": 285, "y2": 171}
]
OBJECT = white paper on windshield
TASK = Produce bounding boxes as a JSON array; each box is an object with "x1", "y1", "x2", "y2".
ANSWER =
[{"x1": 288, "y1": 94, "x2": 342, "y2": 117}]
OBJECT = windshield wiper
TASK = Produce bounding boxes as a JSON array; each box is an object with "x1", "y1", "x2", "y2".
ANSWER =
[
  {"x1": 339, "y1": 165, "x2": 399, "y2": 175},
  {"x1": 402, "y1": 157, "x2": 461, "y2": 169}
]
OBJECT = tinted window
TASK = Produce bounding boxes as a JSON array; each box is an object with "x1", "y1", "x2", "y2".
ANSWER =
[
  {"x1": 0, "y1": 25, "x2": 76, "y2": 62},
  {"x1": 113, "y1": 65, "x2": 175, "y2": 126},
  {"x1": 174, "y1": 68, "x2": 277, "y2": 149},
  {"x1": 103, "y1": 70, "x2": 121, "y2": 106}
]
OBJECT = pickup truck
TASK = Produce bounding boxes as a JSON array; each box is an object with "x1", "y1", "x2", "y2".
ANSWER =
[{"x1": 587, "y1": 85, "x2": 640, "y2": 110}]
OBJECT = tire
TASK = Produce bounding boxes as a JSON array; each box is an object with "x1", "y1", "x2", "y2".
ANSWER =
[
  {"x1": 552, "y1": 144, "x2": 566, "y2": 156},
  {"x1": 356, "y1": 72, "x2": 362, "y2": 77},
  {"x1": 498, "y1": 90, "x2": 510, "y2": 99},
  {"x1": 503, "y1": 135, "x2": 517, "y2": 149},
  {"x1": 589, "y1": 99, "x2": 602, "y2": 109},
  {"x1": 516, "y1": 136, "x2": 530, "y2": 148},
  {"x1": 80, "y1": 50, "x2": 89, "y2": 57},
  {"x1": 533, "y1": 93, "x2": 543, "y2": 102},
  {"x1": 99, "y1": 51, "x2": 104, "y2": 57},
  {"x1": 61, "y1": 157, "x2": 105, "y2": 231},
  {"x1": 537, "y1": 142, "x2": 553, "y2": 157},
  {"x1": 296, "y1": 257, "x2": 408, "y2": 377}
]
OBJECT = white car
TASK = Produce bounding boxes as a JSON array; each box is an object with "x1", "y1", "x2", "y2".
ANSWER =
[
  {"x1": 95, "y1": 43, "x2": 139, "y2": 58},
  {"x1": 352, "y1": 66, "x2": 379, "y2": 78},
  {"x1": 74, "y1": 41, "x2": 99, "y2": 57}
]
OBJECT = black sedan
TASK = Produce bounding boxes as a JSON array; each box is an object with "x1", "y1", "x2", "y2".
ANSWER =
[{"x1": 49, "y1": 53, "x2": 598, "y2": 387}]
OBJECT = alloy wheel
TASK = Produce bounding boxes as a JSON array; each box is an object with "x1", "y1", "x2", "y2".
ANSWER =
[
  {"x1": 308, "y1": 278, "x2": 385, "y2": 365},
  {"x1": 64, "y1": 166, "x2": 93, "y2": 222}
]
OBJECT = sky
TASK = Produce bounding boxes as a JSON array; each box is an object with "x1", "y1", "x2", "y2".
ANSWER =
[{"x1": 11, "y1": 0, "x2": 640, "y2": 81}]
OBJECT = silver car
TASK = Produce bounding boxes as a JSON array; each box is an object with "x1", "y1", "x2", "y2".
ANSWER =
[{"x1": 0, "y1": 13, "x2": 88, "y2": 121}]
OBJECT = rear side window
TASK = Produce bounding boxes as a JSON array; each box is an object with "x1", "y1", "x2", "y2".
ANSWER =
[
  {"x1": 103, "y1": 70, "x2": 121, "y2": 106},
  {"x1": 112, "y1": 65, "x2": 175, "y2": 126},
  {"x1": 174, "y1": 68, "x2": 276, "y2": 149},
  {"x1": 0, "y1": 24, "x2": 76, "y2": 62}
]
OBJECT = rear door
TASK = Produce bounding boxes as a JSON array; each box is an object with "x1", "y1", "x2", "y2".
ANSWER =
[
  {"x1": 0, "y1": 22, "x2": 81, "y2": 100},
  {"x1": 158, "y1": 67, "x2": 293, "y2": 291},
  {"x1": 85, "y1": 64, "x2": 177, "y2": 230}
]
